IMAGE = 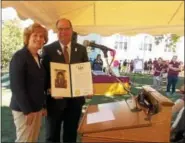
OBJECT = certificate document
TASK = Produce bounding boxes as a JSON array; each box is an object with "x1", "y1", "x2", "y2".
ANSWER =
[{"x1": 50, "y1": 62, "x2": 93, "y2": 98}]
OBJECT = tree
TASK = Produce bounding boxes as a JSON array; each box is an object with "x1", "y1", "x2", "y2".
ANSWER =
[
  {"x1": 154, "y1": 34, "x2": 180, "y2": 52},
  {"x1": 165, "y1": 34, "x2": 180, "y2": 52},
  {"x1": 2, "y1": 20, "x2": 23, "y2": 71}
]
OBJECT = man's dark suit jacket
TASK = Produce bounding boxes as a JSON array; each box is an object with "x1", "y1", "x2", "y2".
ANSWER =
[
  {"x1": 9, "y1": 47, "x2": 46, "y2": 115},
  {"x1": 42, "y1": 41, "x2": 88, "y2": 114}
]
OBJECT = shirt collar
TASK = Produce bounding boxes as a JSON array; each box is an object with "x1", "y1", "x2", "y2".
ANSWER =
[{"x1": 59, "y1": 41, "x2": 71, "y2": 49}]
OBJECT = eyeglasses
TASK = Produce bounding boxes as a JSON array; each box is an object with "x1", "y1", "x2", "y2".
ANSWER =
[{"x1": 56, "y1": 27, "x2": 71, "y2": 32}]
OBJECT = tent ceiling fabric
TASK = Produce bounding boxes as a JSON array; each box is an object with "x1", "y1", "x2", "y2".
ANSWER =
[{"x1": 2, "y1": 1, "x2": 184, "y2": 36}]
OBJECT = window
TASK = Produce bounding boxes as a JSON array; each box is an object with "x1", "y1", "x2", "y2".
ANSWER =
[
  {"x1": 119, "y1": 42, "x2": 123, "y2": 50},
  {"x1": 124, "y1": 42, "x2": 127, "y2": 50},
  {"x1": 148, "y1": 44, "x2": 152, "y2": 51},
  {"x1": 114, "y1": 42, "x2": 118, "y2": 49},
  {"x1": 173, "y1": 48, "x2": 176, "y2": 53},
  {"x1": 164, "y1": 48, "x2": 167, "y2": 52},
  {"x1": 168, "y1": 48, "x2": 171, "y2": 52}
]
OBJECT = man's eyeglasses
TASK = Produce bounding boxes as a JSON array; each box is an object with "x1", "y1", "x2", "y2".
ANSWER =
[{"x1": 56, "y1": 27, "x2": 71, "y2": 32}]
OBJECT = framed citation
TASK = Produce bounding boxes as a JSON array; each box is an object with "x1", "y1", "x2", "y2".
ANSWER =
[{"x1": 50, "y1": 62, "x2": 93, "y2": 98}]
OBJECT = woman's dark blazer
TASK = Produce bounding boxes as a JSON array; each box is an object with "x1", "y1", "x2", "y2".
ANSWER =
[{"x1": 9, "y1": 46, "x2": 46, "y2": 115}]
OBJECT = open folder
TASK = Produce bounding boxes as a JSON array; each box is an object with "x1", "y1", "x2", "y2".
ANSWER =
[{"x1": 50, "y1": 62, "x2": 93, "y2": 98}]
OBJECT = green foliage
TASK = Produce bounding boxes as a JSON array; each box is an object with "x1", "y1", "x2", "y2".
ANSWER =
[
  {"x1": 154, "y1": 34, "x2": 180, "y2": 52},
  {"x1": 165, "y1": 34, "x2": 180, "y2": 49},
  {"x1": 2, "y1": 20, "x2": 23, "y2": 71},
  {"x1": 154, "y1": 35, "x2": 164, "y2": 45}
]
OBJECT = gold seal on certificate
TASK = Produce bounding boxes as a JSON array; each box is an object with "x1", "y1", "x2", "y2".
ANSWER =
[
  {"x1": 75, "y1": 89, "x2": 80, "y2": 96},
  {"x1": 50, "y1": 62, "x2": 93, "y2": 98}
]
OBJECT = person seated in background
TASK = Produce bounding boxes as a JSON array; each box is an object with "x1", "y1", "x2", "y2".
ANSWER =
[
  {"x1": 171, "y1": 107, "x2": 185, "y2": 143},
  {"x1": 171, "y1": 84, "x2": 185, "y2": 142},
  {"x1": 172, "y1": 84, "x2": 185, "y2": 115},
  {"x1": 92, "y1": 54, "x2": 103, "y2": 71}
]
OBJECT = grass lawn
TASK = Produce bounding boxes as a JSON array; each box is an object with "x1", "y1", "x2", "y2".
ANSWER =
[{"x1": 1, "y1": 73, "x2": 184, "y2": 142}]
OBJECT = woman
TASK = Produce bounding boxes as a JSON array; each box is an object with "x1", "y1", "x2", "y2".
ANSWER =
[
  {"x1": 92, "y1": 54, "x2": 103, "y2": 71},
  {"x1": 153, "y1": 57, "x2": 163, "y2": 90},
  {"x1": 9, "y1": 23, "x2": 48, "y2": 142},
  {"x1": 166, "y1": 56, "x2": 181, "y2": 96}
]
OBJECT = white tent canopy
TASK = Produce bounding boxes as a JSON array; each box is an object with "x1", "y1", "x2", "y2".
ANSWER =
[{"x1": 2, "y1": 1, "x2": 184, "y2": 36}]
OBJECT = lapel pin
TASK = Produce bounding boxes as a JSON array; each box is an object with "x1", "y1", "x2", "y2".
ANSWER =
[
  {"x1": 40, "y1": 59, "x2": 43, "y2": 65},
  {"x1": 57, "y1": 49, "x2": 62, "y2": 55}
]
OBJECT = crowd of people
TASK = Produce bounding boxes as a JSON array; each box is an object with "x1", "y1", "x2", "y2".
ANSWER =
[
  {"x1": 89, "y1": 54, "x2": 184, "y2": 142},
  {"x1": 91, "y1": 54, "x2": 184, "y2": 95}
]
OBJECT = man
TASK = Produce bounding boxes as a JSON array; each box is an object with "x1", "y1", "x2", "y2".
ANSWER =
[
  {"x1": 92, "y1": 54, "x2": 103, "y2": 71},
  {"x1": 42, "y1": 18, "x2": 90, "y2": 142},
  {"x1": 166, "y1": 55, "x2": 181, "y2": 96}
]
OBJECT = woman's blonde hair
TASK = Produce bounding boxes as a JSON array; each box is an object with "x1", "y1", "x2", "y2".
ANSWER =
[{"x1": 23, "y1": 23, "x2": 48, "y2": 46}]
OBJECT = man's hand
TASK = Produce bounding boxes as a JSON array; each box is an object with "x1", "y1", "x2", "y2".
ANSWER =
[
  {"x1": 86, "y1": 94, "x2": 93, "y2": 99},
  {"x1": 86, "y1": 88, "x2": 95, "y2": 99},
  {"x1": 42, "y1": 109, "x2": 47, "y2": 116},
  {"x1": 25, "y1": 112, "x2": 35, "y2": 126}
]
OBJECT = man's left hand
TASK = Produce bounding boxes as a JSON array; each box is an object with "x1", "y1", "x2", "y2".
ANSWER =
[{"x1": 86, "y1": 94, "x2": 93, "y2": 99}]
